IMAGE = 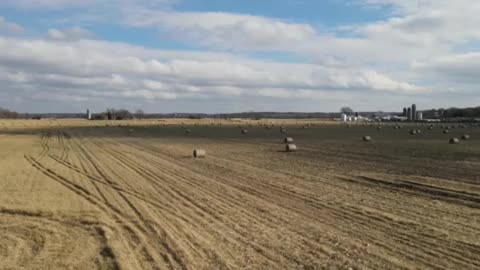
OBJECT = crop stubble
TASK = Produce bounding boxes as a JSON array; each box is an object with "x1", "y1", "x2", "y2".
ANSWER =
[{"x1": 0, "y1": 120, "x2": 479, "y2": 269}]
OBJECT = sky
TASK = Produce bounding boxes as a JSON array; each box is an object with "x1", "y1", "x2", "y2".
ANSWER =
[{"x1": 0, "y1": 0, "x2": 479, "y2": 113}]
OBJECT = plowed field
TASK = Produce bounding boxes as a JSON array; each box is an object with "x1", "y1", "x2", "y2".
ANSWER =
[{"x1": 1, "y1": 119, "x2": 479, "y2": 269}]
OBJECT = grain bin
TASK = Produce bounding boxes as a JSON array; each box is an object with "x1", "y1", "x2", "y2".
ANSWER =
[{"x1": 193, "y1": 149, "x2": 206, "y2": 158}]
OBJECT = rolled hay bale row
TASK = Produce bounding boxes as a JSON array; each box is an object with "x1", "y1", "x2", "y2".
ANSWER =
[
  {"x1": 284, "y1": 137, "x2": 294, "y2": 143},
  {"x1": 461, "y1": 134, "x2": 471, "y2": 140},
  {"x1": 363, "y1": 136, "x2": 372, "y2": 142},
  {"x1": 449, "y1": 138, "x2": 460, "y2": 144},
  {"x1": 285, "y1": 144, "x2": 297, "y2": 152},
  {"x1": 193, "y1": 149, "x2": 206, "y2": 158}
]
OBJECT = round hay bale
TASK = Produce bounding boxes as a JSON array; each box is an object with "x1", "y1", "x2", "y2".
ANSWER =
[
  {"x1": 284, "y1": 137, "x2": 294, "y2": 143},
  {"x1": 363, "y1": 136, "x2": 372, "y2": 142},
  {"x1": 461, "y1": 134, "x2": 471, "y2": 140},
  {"x1": 443, "y1": 130, "x2": 449, "y2": 134},
  {"x1": 241, "y1": 129, "x2": 248, "y2": 134},
  {"x1": 449, "y1": 138, "x2": 460, "y2": 144},
  {"x1": 428, "y1": 126, "x2": 434, "y2": 130},
  {"x1": 416, "y1": 129, "x2": 422, "y2": 134},
  {"x1": 193, "y1": 149, "x2": 206, "y2": 158},
  {"x1": 285, "y1": 144, "x2": 297, "y2": 152},
  {"x1": 410, "y1": 129, "x2": 417, "y2": 135}
]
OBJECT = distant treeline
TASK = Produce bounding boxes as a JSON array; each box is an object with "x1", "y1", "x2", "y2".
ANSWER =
[
  {"x1": 1, "y1": 106, "x2": 480, "y2": 120},
  {"x1": 0, "y1": 107, "x2": 22, "y2": 119},
  {"x1": 421, "y1": 107, "x2": 480, "y2": 119}
]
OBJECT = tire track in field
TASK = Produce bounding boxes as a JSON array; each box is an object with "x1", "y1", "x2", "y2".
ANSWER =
[
  {"x1": 186, "y1": 137, "x2": 480, "y2": 234},
  {"x1": 24, "y1": 154, "x2": 172, "y2": 270},
  {"x1": 197, "y1": 149, "x2": 480, "y2": 269},
  {"x1": 128, "y1": 143, "x2": 440, "y2": 269},
  {"x1": 102, "y1": 139, "x2": 404, "y2": 269},
  {"x1": 88, "y1": 138, "x2": 290, "y2": 269},
  {"x1": 97, "y1": 137, "x2": 353, "y2": 269},
  {"x1": 67, "y1": 139, "x2": 258, "y2": 269},
  {"x1": 66, "y1": 133, "x2": 190, "y2": 270},
  {"x1": 125, "y1": 139, "x2": 480, "y2": 270},
  {"x1": 110, "y1": 139, "x2": 409, "y2": 269}
]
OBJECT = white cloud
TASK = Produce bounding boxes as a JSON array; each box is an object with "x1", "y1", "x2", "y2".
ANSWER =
[
  {"x1": 413, "y1": 53, "x2": 480, "y2": 85},
  {"x1": 1, "y1": 0, "x2": 479, "y2": 112},
  {"x1": 126, "y1": 10, "x2": 317, "y2": 51},
  {"x1": 47, "y1": 27, "x2": 95, "y2": 41},
  {"x1": 0, "y1": 37, "x2": 424, "y2": 109}
]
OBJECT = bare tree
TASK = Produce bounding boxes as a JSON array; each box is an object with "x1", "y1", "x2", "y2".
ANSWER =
[{"x1": 340, "y1": 107, "x2": 354, "y2": 114}]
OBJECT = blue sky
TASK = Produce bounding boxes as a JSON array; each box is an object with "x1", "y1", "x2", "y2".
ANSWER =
[{"x1": 0, "y1": 0, "x2": 479, "y2": 113}]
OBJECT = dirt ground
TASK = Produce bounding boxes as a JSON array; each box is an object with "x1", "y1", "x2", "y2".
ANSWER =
[{"x1": 1, "y1": 119, "x2": 479, "y2": 270}]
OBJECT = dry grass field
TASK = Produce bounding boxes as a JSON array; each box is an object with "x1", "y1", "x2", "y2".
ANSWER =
[{"x1": 1, "y1": 119, "x2": 480, "y2": 270}]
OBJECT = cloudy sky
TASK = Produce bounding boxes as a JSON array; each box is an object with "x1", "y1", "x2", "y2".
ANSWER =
[{"x1": 0, "y1": 0, "x2": 479, "y2": 113}]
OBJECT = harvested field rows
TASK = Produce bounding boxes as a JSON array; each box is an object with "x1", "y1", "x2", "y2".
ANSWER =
[{"x1": 1, "y1": 120, "x2": 480, "y2": 269}]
